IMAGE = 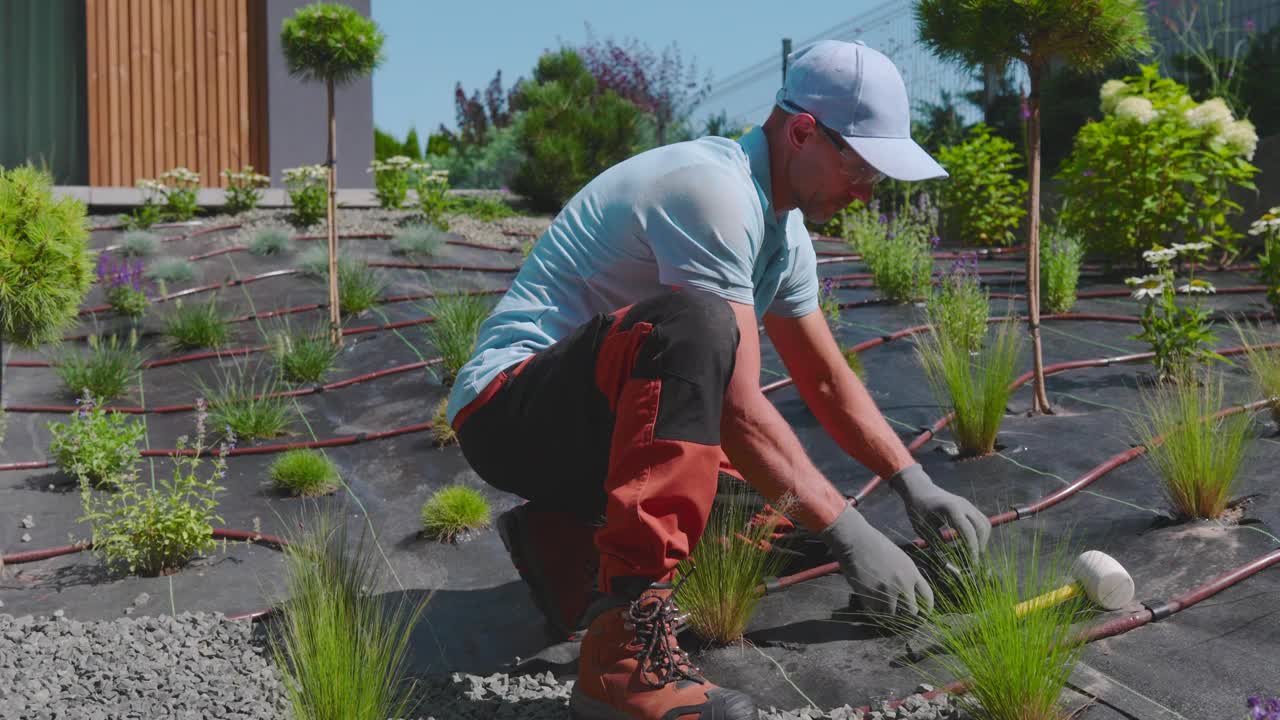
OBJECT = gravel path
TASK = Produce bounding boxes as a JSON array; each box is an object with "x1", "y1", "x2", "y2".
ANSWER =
[{"x1": 2, "y1": 610, "x2": 971, "y2": 720}]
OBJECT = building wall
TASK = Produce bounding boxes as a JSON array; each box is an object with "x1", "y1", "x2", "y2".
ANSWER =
[
  {"x1": 85, "y1": 0, "x2": 266, "y2": 187},
  {"x1": 262, "y1": 0, "x2": 374, "y2": 189}
]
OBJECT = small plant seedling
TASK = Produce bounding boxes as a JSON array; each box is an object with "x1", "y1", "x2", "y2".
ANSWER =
[
  {"x1": 393, "y1": 224, "x2": 447, "y2": 257},
  {"x1": 48, "y1": 389, "x2": 145, "y2": 489},
  {"x1": 337, "y1": 258, "x2": 385, "y2": 316},
  {"x1": 916, "y1": 319, "x2": 1021, "y2": 457},
  {"x1": 249, "y1": 226, "x2": 293, "y2": 256},
  {"x1": 197, "y1": 361, "x2": 294, "y2": 440},
  {"x1": 269, "y1": 449, "x2": 339, "y2": 497},
  {"x1": 420, "y1": 485, "x2": 491, "y2": 542},
  {"x1": 51, "y1": 332, "x2": 145, "y2": 403},
  {"x1": 1132, "y1": 371, "x2": 1251, "y2": 519},
  {"x1": 145, "y1": 257, "x2": 196, "y2": 284},
  {"x1": 423, "y1": 292, "x2": 493, "y2": 385},
  {"x1": 118, "y1": 230, "x2": 160, "y2": 258},
  {"x1": 165, "y1": 298, "x2": 232, "y2": 350},
  {"x1": 430, "y1": 397, "x2": 456, "y2": 445},
  {"x1": 271, "y1": 323, "x2": 341, "y2": 384}
]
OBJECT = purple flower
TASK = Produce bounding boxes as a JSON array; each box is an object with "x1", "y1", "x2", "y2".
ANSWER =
[
  {"x1": 1245, "y1": 17, "x2": 1257, "y2": 33},
  {"x1": 1248, "y1": 696, "x2": 1280, "y2": 720},
  {"x1": 930, "y1": 235, "x2": 941, "y2": 248},
  {"x1": 1147, "y1": 0, "x2": 1158, "y2": 8},
  {"x1": 878, "y1": 214, "x2": 888, "y2": 225},
  {"x1": 1083, "y1": 169, "x2": 1095, "y2": 177},
  {"x1": 822, "y1": 277, "x2": 834, "y2": 295},
  {"x1": 1020, "y1": 96, "x2": 1032, "y2": 120}
]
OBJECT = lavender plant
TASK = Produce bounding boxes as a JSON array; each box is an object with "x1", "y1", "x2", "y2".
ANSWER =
[
  {"x1": 926, "y1": 253, "x2": 989, "y2": 353},
  {"x1": 860, "y1": 196, "x2": 938, "y2": 304},
  {"x1": 48, "y1": 389, "x2": 146, "y2": 490},
  {"x1": 819, "y1": 277, "x2": 842, "y2": 325},
  {"x1": 1041, "y1": 225, "x2": 1085, "y2": 314},
  {"x1": 1126, "y1": 241, "x2": 1225, "y2": 382},
  {"x1": 1248, "y1": 696, "x2": 1280, "y2": 720},
  {"x1": 97, "y1": 253, "x2": 150, "y2": 319},
  {"x1": 78, "y1": 398, "x2": 227, "y2": 577}
]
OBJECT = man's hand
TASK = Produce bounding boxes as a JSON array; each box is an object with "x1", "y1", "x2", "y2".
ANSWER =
[
  {"x1": 889, "y1": 463, "x2": 991, "y2": 559},
  {"x1": 820, "y1": 505, "x2": 934, "y2": 616}
]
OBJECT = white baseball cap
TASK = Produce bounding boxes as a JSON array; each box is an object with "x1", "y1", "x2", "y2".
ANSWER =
[{"x1": 776, "y1": 39, "x2": 947, "y2": 182}]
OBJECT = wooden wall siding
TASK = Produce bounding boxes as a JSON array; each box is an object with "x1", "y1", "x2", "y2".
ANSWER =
[{"x1": 86, "y1": 0, "x2": 264, "y2": 187}]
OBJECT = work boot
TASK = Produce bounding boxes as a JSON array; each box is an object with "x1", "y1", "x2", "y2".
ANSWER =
[
  {"x1": 497, "y1": 502, "x2": 599, "y2": 639},
  {"x1": 569, "y1": 577, "x2": 757, "y2": 719}
]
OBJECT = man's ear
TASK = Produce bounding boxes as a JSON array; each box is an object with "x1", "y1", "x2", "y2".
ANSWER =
[{"x1": 786, "y1": 113, "x2": 818, "y2": 151}]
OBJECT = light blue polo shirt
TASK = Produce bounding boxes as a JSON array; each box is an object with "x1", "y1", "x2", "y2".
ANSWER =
[{"x1": 446, "y1": 126, "x2": 820, "y2": 426}]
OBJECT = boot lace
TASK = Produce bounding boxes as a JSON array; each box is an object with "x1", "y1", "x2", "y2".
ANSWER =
[{"x1": 626, "y1": 569, "x2": 704, "y2": 689}]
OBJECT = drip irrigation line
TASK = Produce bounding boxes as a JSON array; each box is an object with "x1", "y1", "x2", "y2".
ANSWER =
[{"x1": 0, "y1": 527, "x2": 287, "y2": 567}]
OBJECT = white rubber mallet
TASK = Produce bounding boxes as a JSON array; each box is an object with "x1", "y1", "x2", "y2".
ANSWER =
[{"x1": 1015, "y1": 550, "x2": 1135, "y2": 615}]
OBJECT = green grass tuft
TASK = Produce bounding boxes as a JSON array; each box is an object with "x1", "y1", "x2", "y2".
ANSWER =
[
  {"x1": 917, "y1": 319, "x2": 1021, "y2": 457},
  {"x1": 52, "y1": 332, "x2": 145, "y2": 403},
  {"x1": 269, "y1": 449, "x2": 339, "y2": 497},
  {"x1": 393, "y1": 225, "x2": 447, "y2": 257},
  {"x1": 1132, "y1": 371, "x2": 1252, "y2": 519},
  {"x1": 337, "y1": 258, "x2": 385, "y2": 315},
  {"x1": 909, "y1": 534, "x2": 1090, "y2": 720},
  {"x1": 420, "y1": 485, "x2": 491, "y2": 542},
  {"x1": 297, "y1": 246, "x2": 340, "y2": 278},
  {"x1": 271, "y1": 323, "x2": 340, "y2": 384},
  {"x1": 431, "y1": 397, "x2": 456, "y2": 446},
  {"x1": 1232, "y1": 318, "x2": 1280, "y2": 425},
  {"x1": 249, "y1": 226, "x2": 293, "y2": 256},
  {"x1": 165, "y1": 298, "x2": 232, "y2": 350},
  {"x1": 675, "y1": 483, "x2": 793, "y2": 645},
  {"x1": 449, "y1": 194, "x2": 516, "y2": 222},
  {"x1": 423, "y1": 293, "x2": 492, "y2": 385},
  {"x1": 197, "y1": 361, "x2": 294, "y2": 440},
  {"x1": 270, "y1": 508, "x2": 427, "y2": 720},
  {"x1": 118, "y1": 230, "x2": 160, "y2": 257},
  {"x1": 145, "y1": 257, "x2": 196, "y2": 284}
]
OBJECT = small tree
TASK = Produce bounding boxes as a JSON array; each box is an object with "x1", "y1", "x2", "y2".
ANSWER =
[
  {"x1": 915, "y1": 0, "x2": 1151, "y2": 414},
  {"x1": 0, "y1": 166, "x2": 94, "y2": 428},
  {"x1": 281, "y1": 2, "x2": 384, "y2": 346}
]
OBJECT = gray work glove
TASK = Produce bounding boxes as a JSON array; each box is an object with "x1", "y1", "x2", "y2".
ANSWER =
[
  {"x1": 889, "y1": 463, "x2": 991, "y2": 560},
  {"x1": 820, "y1": 504, "x2": 934, "y2": 617}
]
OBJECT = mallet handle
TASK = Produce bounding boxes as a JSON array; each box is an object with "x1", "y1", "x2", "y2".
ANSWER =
[{"x1": 1015, "y1": 582, "x2": 1081, "y2": 617}]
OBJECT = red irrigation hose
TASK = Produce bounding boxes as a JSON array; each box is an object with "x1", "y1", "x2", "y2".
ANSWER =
[{"x1": 0, "y1": 528, "x2": 288, "y2": 567}]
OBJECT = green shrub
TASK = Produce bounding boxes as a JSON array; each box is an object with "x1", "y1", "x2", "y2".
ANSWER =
[
  {"x1": 0, "y1": 166, "x2": 94, "y2": 349},
  {"x1": 1058, "y1": 66, "x2": 1258, "y2": 265},
  {"x1": 925, "y1": 261, "x2": 989, "y2": 353},
  {"x1": 118, "y1": 231, "x2": 160, "y2": 258},
  {"x1": 270, "y1": 508, "x2": 426, "y2": 720},
  {"x1": 393, "y1": 224, "x2": 447, "y2": 257},
  {"x1": 917, "y1": 319, "x2": 1022, "y2": 457},
  {"x1": 249, "y1": 226, "x2": 293, "y2": 256},
  {"x1": 106, "y1": 285, "x2": 149, "y2": 319},
  {"x1": 1250, "y1": 206, "x2": 1280, "y2": 316},
  {"x1": 337, "y1": 258, "x2": 385, "y2": 315},
  {"x1": 370, "y1": 155, "x2": 428, "y2": 210},
  {"x1": 121, "y1": 193, "x2": 164, "y2": 230},
  {"x1": 198, "y1": 362, "x2": 294, "y2": 440},
  {"x1": 165, "y1": 297, "x2": 232, "y2": 350},
  {"x1": 158, "y1": 167, "x2": 201, "y2": 221},
  {"x1": 1041, "y1": 225, "x2": 1085, "y2": 314},
  {"x1": 860, "y1": 199, "x2": 937, "y2": 304},
  {"x1": 269, "y1": 449, "x2": 339, "y2": 497},
  {"x1": 415, "y1": 168, "x2": 451, "y2": 231},
  {"x1": 1132, "y1": 373, "x2": 1251, "y2": 519},
  {"x1": 449, "y1": 194, "x2": 517, "y2": 222},
  {"x1": 48, "y1": 390, "x2": 145, "y2": 489},
  {"x1": 222, "y1": 166, "x2": 270, "y2": 214},
  {"x1": 271, "y1": 324, "x2": 340, "y2": 384},
  {"x1": 145, "y1": 256, "x2": 196, "y2": 284},
  {"x1": 52, "y1": 332, "x2": 144, "y2": 403},
  {"x1": 910, "y1": 534, "x2": 1090, "y2": 720},
  {"x1": 1125, "y1": 242, "x2": 1224, "y2": 382},
  {"x1": 511, "y1": 49, "x2": 642, "y2": 212},
  {"x1": 936, "y1": 124, "x2": 1027, "y2": 247},
  {"x1": 420, "y1": 485, "x2": 491, "y2": 541},
  {"x1": 1232, "y1": 319, "x2": 1280, "y2": 425},
  {"x1": 284, "y1": 165, "x2": 328, "y2": 229},
  {"x1": 426, "y1": 123, "x2": 524, "y2": 190},
  {"x1": 674, "y1": 484, "x2": 792, "y2": 645},
  {"x1": 423, "y1": 293, "x2": 492, "y2": 384},
  {"x1": 78, "y1": 400, "x2": 225, "y2": 576}
]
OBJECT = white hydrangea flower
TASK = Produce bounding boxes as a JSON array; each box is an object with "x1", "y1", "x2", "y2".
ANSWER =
[
  {"x1": 1177, "y1": 279, "x2": 1216, "y2": 294},
  {"x1": 1115, "y1": 97, "x2": 1157, "y2": 125},
  {"x1": 1183, "y1": 98, "x2": 1234, "y2": 132},
  {"x1": 1217, "y1": 118, "x2": 1258, "y2": 160},
  {"x1": 283, "y1": 164, "x2": 328, "y2": 186},
  {"x1": 1142, "y1": 247, "x2": 1178, "y2": 265},
  {"x1": 1100, "y1": 80, "x2": 1128, "y2": 114}
]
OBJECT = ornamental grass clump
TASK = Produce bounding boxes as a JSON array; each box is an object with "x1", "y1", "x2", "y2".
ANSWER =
[
  {"x1": 1133, "y1": 372, "x2": 1252, "y2": 519},
  {"x1": 269, "y1": 507, "x2": 426, "y2": 720},
  {"x1": 52, "y1": 332, "x2": 145, "y2": 403},
  {"x1": 907, "y1": 534, "x2": 1091, "y2": 720},
  {"x1": 197, "y1": 361, "x2": 293, "y2": 440},
  {"x1": 925, "y1": 255, "x2": 989, "y2": 353},
  {"x1": 423, "y1": 292, "x2": 493, "y2": 385},
  {"x1": 117, "y1": 230, "x2": 160, "y2": 258},
  {"x1": 249, "y1": 226, "x2": 293, "y2": 256},
  {"x1": 1231, "y1": 319, "x2": 1280, "y2": 425},
  {"x1": 917, "y1": 319, "x2": 1022, "y2": 457},
  {"x1": 48, "y1": 390, "x2": 146, "y2": 490},
  {"x1": 1126, "y1": 241, "x2": 1224, "y2": 382},
  {"x1": 420, "y1": 485, "x2": 491, "y2": 542},
  {"x1": 1040, "y1": 225, "x2": 1085, "y2": 314},
  {"x1": 674, "y1": 484, "x2": 793, "y2": 645},
  {"x1": 271, "y1": 323, "x2": 341, "y2": 384},
  {"x1": 145, "y1": 256, "x2": 196, "y2": 285},
  {"x1": 78, "y1": 399, "x2": 226, "y2": 577},
  {"x1": 392, "y1": 224, "x2": 447, "y2": 257},
  {"x1": 337, "y1": 257, "x2": 385, "y2": 316},
  {"x1": 164, "y1": 297, "x2": 232, "y2": 350},
  {"x1": 269, "y1": 449, "x2": 339, "y2": 497}
]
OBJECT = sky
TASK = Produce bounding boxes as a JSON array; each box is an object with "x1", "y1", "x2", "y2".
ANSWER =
[{"x1": 370, "y1": 0, "x2": 906, "y2": 141}]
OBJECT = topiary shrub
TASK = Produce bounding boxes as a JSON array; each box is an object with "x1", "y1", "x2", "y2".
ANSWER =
[
  {"x1": 511, "y1": 49, "x2": 642, "y2": 212},
  {"x1": 936, "y1": 124, "x2": 1027, "y2": 247}
]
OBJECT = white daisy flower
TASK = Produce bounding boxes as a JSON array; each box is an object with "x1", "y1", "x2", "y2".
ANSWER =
[
  {"x1": 1177, "y1": 279, "x2": 1215, "y2": 294},
  {"x1": 1142, "y1": 247, "x2": 1178, "y2": 264},
  {"x1": 1171, "y1": 241, "x2": 1212, "y2": 254},
  {"x1": 1116, "y1": 97, "x2": 1157, "y2": 125}
]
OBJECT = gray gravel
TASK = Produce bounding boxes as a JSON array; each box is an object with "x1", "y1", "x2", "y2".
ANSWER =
[{"x1": 1, "y1": 610, "x2": 971, "y2": 720}]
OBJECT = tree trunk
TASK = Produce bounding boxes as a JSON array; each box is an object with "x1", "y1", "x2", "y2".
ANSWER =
[
  {"x1": 326, "y1": 78, "x2": 342, "y2": 348},
  {"x1": 1026, "y1": 66, "x2": 1052, "y2": 414}
]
